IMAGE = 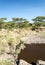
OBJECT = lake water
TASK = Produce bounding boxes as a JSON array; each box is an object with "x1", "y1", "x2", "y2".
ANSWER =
[{"x1": 18, "y1": 44, "x2": 45, "y2": 63}]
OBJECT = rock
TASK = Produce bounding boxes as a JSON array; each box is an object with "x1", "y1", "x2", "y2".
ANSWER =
[
  {"x1": 37, "y1": 60, "x2": 45, "y2": 65},
  {"x1": 21, "y1": 35, "x2": 45, "y2": 44},
  {"x1": 19, "y1": 59, "x2": 32, "y2": 65},
  {"x1": 0, "y1": 53, "x2": 14, "y2": 61}
]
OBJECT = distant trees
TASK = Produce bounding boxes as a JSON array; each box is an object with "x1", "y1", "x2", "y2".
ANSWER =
[
  {"x1": 18, "y1": 21, "x2": 30, "y2": 28},
  {"x1": 1, "y1": 18, "x2": 30, "y2": 29},
  {"x1": 31, "y1": 16, "x2": 45, "y2": 31},
  {"x1": 32, "y1": 16, "x2": 45, "y2": 22},
  {"x1": 32, "y1": 16, "x2": 45, "y2": 27},
  {"x1": 0, "y1": 18, "x2": 7, "y2": 29},
  {"x1": 0, "y1": 18, "x2": 7, "y2": 22},
  {"x1": 0, "y1": 16, "x2": 45, "y2": 29}
]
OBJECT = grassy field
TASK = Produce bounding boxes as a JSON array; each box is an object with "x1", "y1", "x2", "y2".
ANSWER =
[{"x1": 0, "y1": 28, "x2": 45, "y2": 65}]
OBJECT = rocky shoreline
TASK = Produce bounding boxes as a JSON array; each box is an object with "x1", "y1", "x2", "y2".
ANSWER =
[
  {"x1": 0, "y1": 54, "x2": 45, "y2": 65},
  {"x1": 21, "y1": 34, "x2": 45, "y2": 44},
  {"x1": 19, "y1": 59, "x2": 45, "y2": 65}
]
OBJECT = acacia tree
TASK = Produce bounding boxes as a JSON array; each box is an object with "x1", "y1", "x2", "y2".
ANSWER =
[
  {"x1": 32, "y1": 16, "x2": 45, "y2": 27},
  {"x1": 12, "y1": 18, "x2": 25, "y2": 23},
  {"x1": 0, "y1": 18, "x2": 7, "y2": 29},
  {"x1": 0, "y1": 18, "x2": 7, "y2": 21},
  {"x1": 12, "y1": 18, "x2": 20, "y2": 28},
  {"x1": 32, "y1": 16, "x2": 45, "y2": 22},
  {"x1": 12, "y1": 18, "x2": 30, "y2": 28}
]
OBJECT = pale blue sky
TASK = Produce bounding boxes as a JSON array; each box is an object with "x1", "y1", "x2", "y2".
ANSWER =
[{"x1": 0, "y1": 0, "x2": 45, "y2": 22}]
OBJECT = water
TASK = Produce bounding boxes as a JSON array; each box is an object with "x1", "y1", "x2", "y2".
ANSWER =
[{"x1": 18, "y1": 44, "x2": 45, "y2": 63}]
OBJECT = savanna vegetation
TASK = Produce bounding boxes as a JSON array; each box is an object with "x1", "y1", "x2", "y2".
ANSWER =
[
  {"x1": 0, "y1": 16, "x2": 45, "y2": 30},
  {"x1": 0, "y1": 16, "x2": 45, "y2": 65}
]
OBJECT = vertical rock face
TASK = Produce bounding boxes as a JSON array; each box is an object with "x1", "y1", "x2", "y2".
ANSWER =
[{"x1": 19, "y1": 59, "x2": 32, "y2": 65}]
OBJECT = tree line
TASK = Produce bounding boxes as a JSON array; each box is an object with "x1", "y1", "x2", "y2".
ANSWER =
[{"x1": 0, "y1": 16, "x2": 45, "y2": 30}]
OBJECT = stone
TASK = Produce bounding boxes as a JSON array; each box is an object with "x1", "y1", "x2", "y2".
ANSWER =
[
  {"x1": 19, "y1": 59, "x2": 32, "y2": 65},
  {"x1": 37, "y1": 60, "x2": 45, "y2": 65}
]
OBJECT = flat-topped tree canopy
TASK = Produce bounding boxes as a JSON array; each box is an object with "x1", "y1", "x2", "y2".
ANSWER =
[
  {"x1": 32, "y1": 16, "x2": 45, "y2": 22},
  {"x1": 0, "y1": 18, "x2": 7, "y2": 22},
  {"x1": 12, "y1": 18, "x2": 29, "y2": 23},
  {"x1": 32, "y1": 16, "x2": 45, "y2": 27}
]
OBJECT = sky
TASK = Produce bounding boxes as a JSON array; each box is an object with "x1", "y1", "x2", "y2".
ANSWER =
[{"x1": 0, "y1": 0, "x2": 45, "y2": 22}]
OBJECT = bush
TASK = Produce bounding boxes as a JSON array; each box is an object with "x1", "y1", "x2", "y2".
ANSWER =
[
  {"x1": 31, "y1": 25, "x2": 37, "y2": 30},
  {"x1": 0, "y1": 29, "x2": 25, "y2": 65}
]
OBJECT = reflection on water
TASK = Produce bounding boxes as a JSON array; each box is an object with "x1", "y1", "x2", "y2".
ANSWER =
[{"x1": 19, "y1": 44, "x2": 45, "y2": 63}]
